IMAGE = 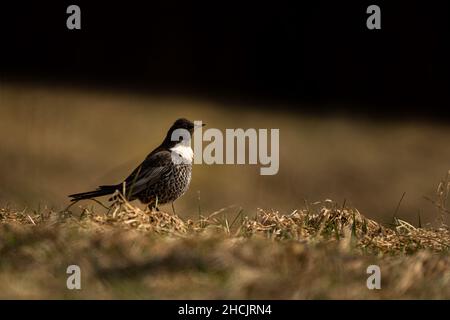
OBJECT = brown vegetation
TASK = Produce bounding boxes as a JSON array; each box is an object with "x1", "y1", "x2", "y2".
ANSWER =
[{"x1": 1, "y1": 192, "x2": 449, "y2": 299}]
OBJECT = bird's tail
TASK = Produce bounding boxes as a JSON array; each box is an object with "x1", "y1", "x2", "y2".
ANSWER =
[{"x1": 68, "y1": 185, "x2": 119, "y2": 202}]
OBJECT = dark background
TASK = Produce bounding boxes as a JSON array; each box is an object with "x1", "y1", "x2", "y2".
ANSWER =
[
  {"x1": 1, "y1": 1, "x2": 449, "y2": 118},
  {"x1": 1, "y1": 1, "x2": 449, "y2": 222}
]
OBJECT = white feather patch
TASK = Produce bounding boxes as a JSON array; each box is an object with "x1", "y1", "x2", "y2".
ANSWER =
[{"x1": 170, "y1": 143, "x2": 194, "y2": 164}]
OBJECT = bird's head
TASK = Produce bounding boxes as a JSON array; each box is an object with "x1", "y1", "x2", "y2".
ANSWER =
[
  {"x1": 163, "y1": 118, "x2": 205, "y2": 147},
  {"x1": 170, "y1": 118, "x2": 196, "y2": 135}
]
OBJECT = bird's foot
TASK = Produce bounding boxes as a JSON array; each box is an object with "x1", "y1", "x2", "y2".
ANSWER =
[{"x1": 147, "y1": 205, "x2": 160, "y2": 212}]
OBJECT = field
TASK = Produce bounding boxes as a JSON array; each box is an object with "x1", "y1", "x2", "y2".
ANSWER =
[
  {"x1": 1, "y1": 82, "x2": 450, "y2": 299},
  {"x1": 2, "y1": 82, "x2": 450, "y2": 224},
  {"x1": 1, "y1": 191, "x2": 449, "y2": 299}
]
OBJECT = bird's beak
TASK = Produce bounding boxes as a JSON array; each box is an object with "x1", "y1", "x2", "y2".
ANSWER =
[{"x1": 194, "y1": 123, "x2": 206, "y2": 130}]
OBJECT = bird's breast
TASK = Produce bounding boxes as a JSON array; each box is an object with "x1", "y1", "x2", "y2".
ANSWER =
[{"x1": 170, "y1": 144, "x2": 194, "y2": 164}]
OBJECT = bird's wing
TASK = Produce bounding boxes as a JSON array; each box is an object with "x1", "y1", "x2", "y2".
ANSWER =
[{"x1": 123, "y1": 150, "x2": 173, "y2": 198}]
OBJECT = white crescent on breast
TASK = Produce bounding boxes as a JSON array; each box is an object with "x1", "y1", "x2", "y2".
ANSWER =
[{"x1": 170, "y1": 143, "x2": 194, "y2": 164}]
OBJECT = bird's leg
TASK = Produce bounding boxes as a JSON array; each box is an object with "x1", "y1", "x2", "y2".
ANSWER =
[
  {"x1": 147, "y1": 197, "x2": 160, "y2": 212},
  {"x1": 171, "y1": 202, "x2": 177, "y2": 215},
  {"x1": 147, "y1": 204, "x2": 160, "y2": 212},
  {"x1": 154, "y1": 196, "x2": 159, "y2": 211}
]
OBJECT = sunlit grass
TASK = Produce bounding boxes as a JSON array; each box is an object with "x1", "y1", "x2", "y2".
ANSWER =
[{"x1": 1, "y1": 189, "x2": 449, "y2": 299}]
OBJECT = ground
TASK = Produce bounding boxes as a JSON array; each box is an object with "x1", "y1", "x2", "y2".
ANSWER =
[
  {"x1": 1, "y1": 193, "x2": 449, "y2": 299},
  {"x1": 1, "y1": 84, "x2": 450, "y2": 299}
]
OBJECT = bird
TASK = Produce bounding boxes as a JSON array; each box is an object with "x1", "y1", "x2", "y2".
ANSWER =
[{"x1": 68, "y1": 118, "x2": 204, "y2": 212}]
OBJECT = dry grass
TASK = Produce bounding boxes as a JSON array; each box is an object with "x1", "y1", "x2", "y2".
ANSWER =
[{"x1": 1, "y1": 191, "x2": 449, "y2": 299}]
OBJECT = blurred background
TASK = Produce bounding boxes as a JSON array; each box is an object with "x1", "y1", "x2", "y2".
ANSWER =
[{"x1": 1, "y1": 1, "x2": 449, "y2": 223}]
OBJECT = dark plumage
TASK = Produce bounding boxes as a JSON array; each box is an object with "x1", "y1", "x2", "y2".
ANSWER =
[{"x1": 69, "y1": 118, "x2": 203, "y2": 209}]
